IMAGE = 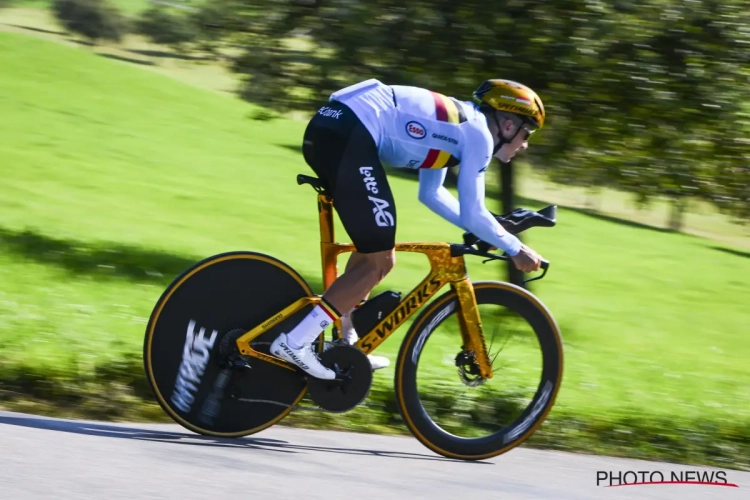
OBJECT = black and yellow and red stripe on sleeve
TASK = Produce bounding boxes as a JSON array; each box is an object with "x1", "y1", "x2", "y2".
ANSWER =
[{"x1": 419, "y1": 92, "x2": 466, "y2": 169}]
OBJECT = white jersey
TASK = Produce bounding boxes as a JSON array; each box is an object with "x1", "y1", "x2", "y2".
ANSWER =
[{"x1": 329, "y1": 79, "x2": 521, "y2": 256}]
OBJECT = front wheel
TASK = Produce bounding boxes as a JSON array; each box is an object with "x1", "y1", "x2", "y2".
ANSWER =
[{"x1": 394, "y1": 281, "x2": 564, "y2": 460}]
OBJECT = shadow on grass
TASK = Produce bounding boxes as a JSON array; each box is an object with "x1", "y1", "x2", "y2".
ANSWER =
[
  {"x1": 562, "y1": 206, "x2": 674, "y2": 234},
  {"x1": 5, "y1": 24, "x2": 67, "y2": 36},
  {"x1": 100, "y1": 53, "x2": 155, "y2": 66},
  {"x1": 71, "y1": 38, "x2": 95, "y2": 47},
  {"x1": 0, "y1": 227, "x2": 199, "y2": 283},
  {"x1": 711, "y1": 246, "x2": 750, "y2": 260},
  {"x1": 0, "y1": 226, "x2": 327, "y2": 291},
  {"x1": 126, "y1": 48, "x2": 211, "y2": 62}
]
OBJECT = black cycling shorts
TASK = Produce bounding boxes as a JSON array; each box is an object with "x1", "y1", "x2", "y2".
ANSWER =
[{"x1": 302, "y1": 100, "x2": 396, "y2": 254}]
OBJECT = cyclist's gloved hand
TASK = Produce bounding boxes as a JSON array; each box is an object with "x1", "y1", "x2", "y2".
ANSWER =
[{"x1": 511, "y1": 244, "x2": 543, "y2": 273}]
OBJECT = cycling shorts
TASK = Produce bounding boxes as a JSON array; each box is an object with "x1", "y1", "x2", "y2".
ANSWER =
[{"x1": 302, "y1": 100, "x2": 396, "y2": 254}]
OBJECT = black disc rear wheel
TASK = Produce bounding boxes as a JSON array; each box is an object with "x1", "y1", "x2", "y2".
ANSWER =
[{"x1": 143, "y1": 251, "x2": 316, "y2": 437}]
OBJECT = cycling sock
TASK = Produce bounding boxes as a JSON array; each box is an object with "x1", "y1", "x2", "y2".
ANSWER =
[{"x1": 285, "y1": 298, "x2": 341, "y2": 349}]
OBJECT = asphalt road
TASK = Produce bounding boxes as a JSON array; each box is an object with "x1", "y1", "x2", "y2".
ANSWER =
[{"x1": 1, "y1": 410, "x2": 747, "y2": 499}]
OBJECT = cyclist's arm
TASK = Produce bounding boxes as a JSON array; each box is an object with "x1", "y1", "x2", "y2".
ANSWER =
[
  {"x1": 417, "y1": 168, "x2": 462, "y2": 228},
  {"x1": 455, "y1": 134, "x2": 522, "y2": 256},
  {"x1": 417, "y1": 162, "x2": 521, "y2": 256}
]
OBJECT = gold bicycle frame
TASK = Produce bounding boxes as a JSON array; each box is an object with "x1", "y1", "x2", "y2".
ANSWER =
[{"x1": 235, "y1": 192, "x2": 494, "y2": 379}]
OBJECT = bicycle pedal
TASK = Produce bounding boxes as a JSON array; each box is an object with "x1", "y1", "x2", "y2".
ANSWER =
[
  {"x1": 307, "y1": 345, "x2": 373, "y2": 413},
  {"x1": 323, "y1": 339, "x2": 350, "y2": 351}
]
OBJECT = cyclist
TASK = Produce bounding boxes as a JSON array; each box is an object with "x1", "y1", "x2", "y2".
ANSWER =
[{"x1": 271, "y1": 78, "x2": 546, "y2": 379}]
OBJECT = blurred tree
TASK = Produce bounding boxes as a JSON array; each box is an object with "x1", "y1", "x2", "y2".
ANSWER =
[
  {"x1": 536, "y1": 0, "x2": 750, "y2": 227},
  {"x1": 185, "y1": 2, "x2": 234, "y2": 58},
  {"x1": 186, "y1": 0, "x2": 750, "y2": 223},
  {"x1": 52, "y1": 0, "x2": 128, "y2": 45},
  {"x1": 134, "y1": 5, "x2": 198, "y2": 55}
]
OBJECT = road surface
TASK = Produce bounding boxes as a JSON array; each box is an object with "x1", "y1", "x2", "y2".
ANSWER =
[{"x1": 1, "y1": 410, "x2": 747, "y2": 499}]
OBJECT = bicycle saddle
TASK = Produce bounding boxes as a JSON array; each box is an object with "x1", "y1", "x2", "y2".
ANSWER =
[{"x1": 297, "y1": 174, "x2": 330, "y2": 196}]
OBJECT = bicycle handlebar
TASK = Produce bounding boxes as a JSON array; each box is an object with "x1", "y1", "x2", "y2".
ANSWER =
[
  {"x1": 453, "y1": 243, "x2": 550, "y2": 283},
  {"x1": 455, "y1": 202, "x2": 555, "y2": 283},
  {"x1": 529, "y1": 259, "x2": 550, "y2": 283}
]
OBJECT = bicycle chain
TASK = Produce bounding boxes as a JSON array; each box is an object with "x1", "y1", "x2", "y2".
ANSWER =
[{"x1": 233, "y1": 397, "x2": 335, "y2": 412}]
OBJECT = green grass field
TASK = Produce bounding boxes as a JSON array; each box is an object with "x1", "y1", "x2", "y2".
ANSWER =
[{"x1": 1, "y1": 26, "x2": 749, "y2": 468}]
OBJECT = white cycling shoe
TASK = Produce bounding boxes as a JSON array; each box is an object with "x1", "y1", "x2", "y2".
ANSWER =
[
  {"x1": 367, "y1": 353, "x2": 391, "y2": 370},
  {"x1": 270, "y1": 333, "x2": 336, "y2": 380}
]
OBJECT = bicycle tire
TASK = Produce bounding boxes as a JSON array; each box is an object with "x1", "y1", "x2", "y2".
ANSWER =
[
  {"x1": 394, "y1": 281, "x2": 564, "y2": 460},
  {"x1": 143, "y1": 250, "x2": 315, "y2": 437}
]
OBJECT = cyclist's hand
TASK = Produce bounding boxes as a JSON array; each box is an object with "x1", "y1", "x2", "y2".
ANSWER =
[{"x1": 510, "y1": 244, "x2": 543, "y2": 273}]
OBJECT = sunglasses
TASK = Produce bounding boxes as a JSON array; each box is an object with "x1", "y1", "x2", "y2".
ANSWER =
[{"x1": 520, "y1": 126, "x2": 536, "y2": 141}]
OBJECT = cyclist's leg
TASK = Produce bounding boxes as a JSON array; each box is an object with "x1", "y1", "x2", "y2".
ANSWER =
[
  {"x1": 330, "y1": 249, "x2": 394, "y2": 370},
  {"x1": 271, "y1": 104, "x2": 395, "y2": 377},
  {"x1": 334, "y1": 253, "x2": 390, "y2": 371},
  {"x1": 322, "y1": 122, "x2": 397, "y2": 312},
  {"x1": 338, "y1": 252, "x2": 370, "y2": 343},
  {"x1": 299, "y1": 105, "x2": 396, "y2": 315},
  {"x1": 313, "y1": 124, "x2": 396, "y2": 371}
]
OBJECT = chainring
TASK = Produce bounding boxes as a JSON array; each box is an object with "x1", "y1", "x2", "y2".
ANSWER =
[
  {"x1": 214, "y1": 328, "x2": 256, "y2": 371},
  {"x1": 218, "y1": 328, "x2": 247, "y2": 358},
  {"x1": 306, "y1": 345, "x2": 373, "y2": 413}
]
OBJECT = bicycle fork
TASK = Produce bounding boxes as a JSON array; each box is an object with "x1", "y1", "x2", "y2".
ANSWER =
[{"x1": 451, "y1": 279, "x2": 494, "y2": 380}]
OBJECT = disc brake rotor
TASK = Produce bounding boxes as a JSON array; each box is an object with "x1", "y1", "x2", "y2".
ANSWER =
[{"x1": 455, "y1": 350, "x2": 487, "y2": 387}]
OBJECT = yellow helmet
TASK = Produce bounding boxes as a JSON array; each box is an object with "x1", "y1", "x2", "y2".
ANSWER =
[{"x1": 473, "y1": 79, "x2": 546, "y2": 129}]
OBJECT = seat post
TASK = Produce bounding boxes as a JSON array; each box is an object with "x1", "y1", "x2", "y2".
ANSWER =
[
  {"x1": 318, "y1": 193, "x2": 339, "y2": 291},
  {"x1": 318, "y1": 193, "x2": 335, "y2": 244}
]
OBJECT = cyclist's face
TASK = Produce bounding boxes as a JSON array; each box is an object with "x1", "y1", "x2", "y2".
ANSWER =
[{"x1": 494, "y1": 119, "x2": 531, "y2": 163}]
